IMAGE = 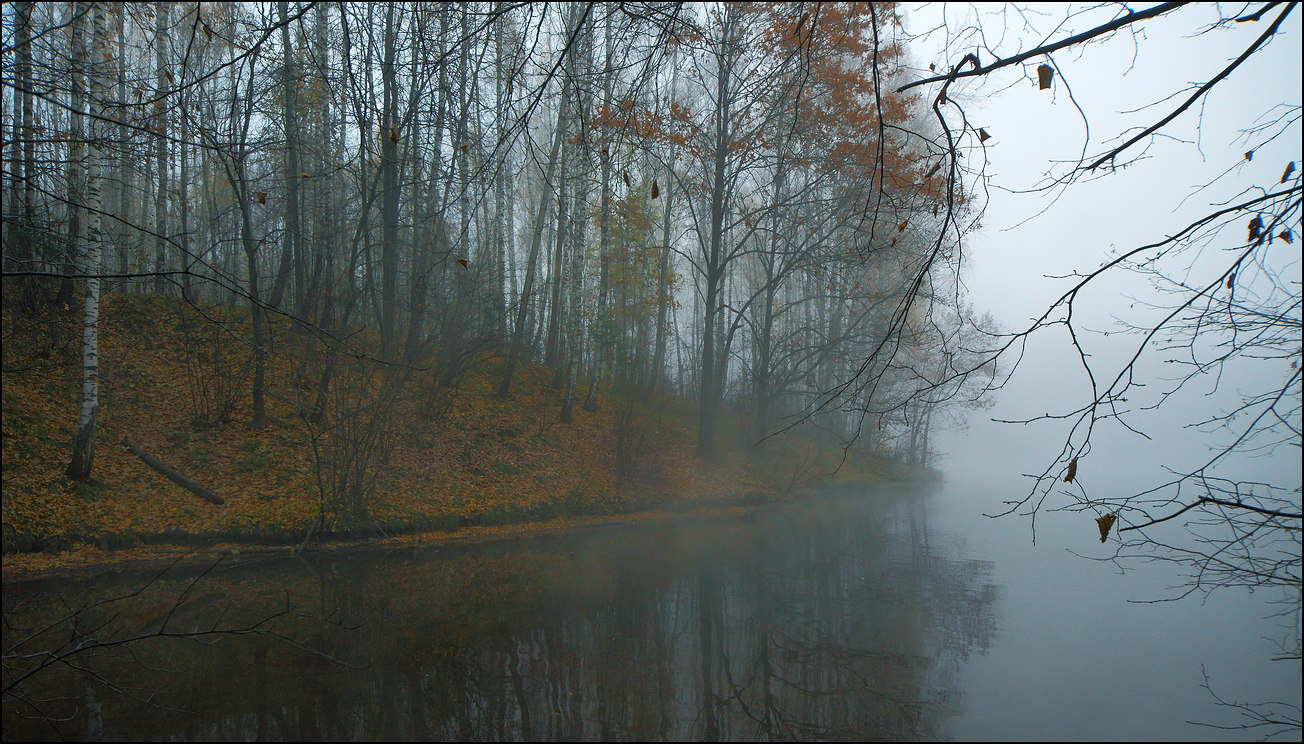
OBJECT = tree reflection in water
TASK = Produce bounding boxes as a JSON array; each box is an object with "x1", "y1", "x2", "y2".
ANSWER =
[{"x1": 2, "y1": 489, "x2": 996, "y2": 741}]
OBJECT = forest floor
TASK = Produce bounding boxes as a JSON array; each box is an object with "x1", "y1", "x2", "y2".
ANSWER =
[{"x1": 2, "y1": 291, "x2": 929, "y2": 581}]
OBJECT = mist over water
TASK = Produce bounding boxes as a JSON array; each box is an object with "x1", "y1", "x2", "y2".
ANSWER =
[
  {"x1": 4, "y1": 488, "x2": 991, "y2": 741},
  {"x1": 5, "y1": 479, "x2": 1297, "y2": 741},
  {"x1": 931, "y1": 428, "x2": 1302, "y2": 741}
]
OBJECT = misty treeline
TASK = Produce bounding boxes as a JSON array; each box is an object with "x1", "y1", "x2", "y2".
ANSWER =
[{"x1": 2, "y1": 2, "x2": 992, "y2": 514}]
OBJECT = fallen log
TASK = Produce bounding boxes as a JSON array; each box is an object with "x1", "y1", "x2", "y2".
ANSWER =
[{"x1": 121, "y1": 439, "x2": 225, "y2": 506}]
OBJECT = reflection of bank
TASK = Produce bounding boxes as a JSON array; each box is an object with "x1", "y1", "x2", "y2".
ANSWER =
[
  {"x1": 1, "y1": 488, "x2": 996, "y2": 741},
  {"x1": 683, "y1": 493, "x2": 997, "y2": 741}
]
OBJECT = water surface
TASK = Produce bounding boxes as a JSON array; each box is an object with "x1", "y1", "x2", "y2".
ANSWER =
[{"x1": 3, "y1": 482, "x2": 1298, "y2": 740}]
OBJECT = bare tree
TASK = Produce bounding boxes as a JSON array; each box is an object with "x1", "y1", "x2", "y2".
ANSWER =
[{"x1": 887, "y1": 3, "x2": 1300, "y2": 730}]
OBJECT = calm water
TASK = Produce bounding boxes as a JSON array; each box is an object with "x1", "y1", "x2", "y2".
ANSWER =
[{"x1": 3, "y1": 483, "x2": 1299, "y2": 741}]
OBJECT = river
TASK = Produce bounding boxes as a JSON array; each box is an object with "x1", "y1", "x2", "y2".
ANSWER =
[{"x1": 2, "y1": 482, "x2": 1298, "y2": 740}]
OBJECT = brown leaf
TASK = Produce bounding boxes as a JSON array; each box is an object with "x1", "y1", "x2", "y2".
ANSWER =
[
  {"x1": 1037, "y1": 63, "x2": 1054, "y2": 90},
  {"x1": 390, "y1": 128, "x2": 399, "y2": 143},
  {"x1": 897, "y1": 220, "x2": 908, "y2": 233},
  {"x1": 1063, "y1": 457, "x2": 1078, "y2": 483},
  {"x1": 925, "y1": 161, "x2": 941, "y2": 179},
  {"x1": 651, "y1": 180, "x2": 659, "y2": 199},
  {"x1": 1226, "y1": 272, "x2": 1235, "y2": 290},
  {"x1": 1244, "y1": 150, "x2": 1254, "y2": 161},
  {"x1": 456, "y1": 258, "x2": 468, "y2": 269},
  {"x1": 1280, "y1": 229, "x2": 1293, "y2": 244},
  {"x1": 256, "y1": 191, "x2": 266, "y2": 205},
  {"x1": 1282, "y1": 161, "x2": 1296, "y2": 183},
  {"x1": 1248, "y1": 215, "x2": 1263, "y2": 242},
  {"x1": 1095, "y1": 513, "x2": 1117, "y2": 543},
  {"x1": 977, "y1": 128, "x2": 991, "y2": 143},
  {"x1": 623, "y1": 170, "x2": 631, "y2": 188}
]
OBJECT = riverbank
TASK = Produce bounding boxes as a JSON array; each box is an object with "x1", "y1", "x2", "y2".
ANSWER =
[
  {"x1": 4, "y1": 486, "x2": 943, "y2": 584},
  {"x1": 3, "y1": 293, "x2": 929, "y2": 582}
]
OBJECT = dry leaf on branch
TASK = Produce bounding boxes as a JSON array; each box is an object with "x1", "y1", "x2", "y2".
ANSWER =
[
  {"x1": 1063, "y1": 457, "x2": 1078, "y2": 483},
  {"x1": 1037, "y1": 63, "x2": 1054, "y2": 90},
  {"x1": 1095, "y1": 513, "x2": 1117, "y2": 543}
]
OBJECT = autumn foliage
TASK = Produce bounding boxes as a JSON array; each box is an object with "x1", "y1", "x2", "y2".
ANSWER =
[{"x1": 2, "y1": 291, "x2": 905, "y2": 578}]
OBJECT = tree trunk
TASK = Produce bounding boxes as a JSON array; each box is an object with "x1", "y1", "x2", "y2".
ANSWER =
[
  {"x1": 114, "y1": 9, "x2": 132, "y2": 289},
  {"x1": 498, "y1": 84, "x2": 571, "y2": 398},
  {"x1": 153, "y1": 2, "x2": 170, "y2": 294},
  {"x1": 268, "y1": 0, "x2": 302, "y2": 311},
  {"x1": 68, "y1": 3, "x2": 106, "y2": 481},
  {"x1": 405, "y1": 8, "x2": 450, "y2": 363},
  {"x1": 379, "y1": 2, "x2": 401, "y2": 358},
  {"x1": 698, "y1": 31, "x2": 733, "y2": 462},
  {"x1": 121, "y1": 440, "x2": 225, "y2": 505},
  {"x1": 241, "y1": 190, "x2": 268, "y2": 430}
]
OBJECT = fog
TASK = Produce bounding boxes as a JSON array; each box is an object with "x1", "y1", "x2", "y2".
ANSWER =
[{"x1": 3, "y1": 2, "x2": 1300, "y2": 740}]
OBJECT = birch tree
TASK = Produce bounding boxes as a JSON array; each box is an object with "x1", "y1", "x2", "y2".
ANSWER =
[{"x1": 67, "y1": 2, "x2": 106, "y2": 481}]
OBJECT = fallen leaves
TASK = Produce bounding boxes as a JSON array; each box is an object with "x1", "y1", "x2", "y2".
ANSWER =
[{"x1": 4, "y1": 294, "x2": 893, "y2": 577}]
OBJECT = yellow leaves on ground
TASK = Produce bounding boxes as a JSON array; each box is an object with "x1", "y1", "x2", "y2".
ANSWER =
[{"x1": 4, "y1": 293, "x2": 890, "y2": 577}]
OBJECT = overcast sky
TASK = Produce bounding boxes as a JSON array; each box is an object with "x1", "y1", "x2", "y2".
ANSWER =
[{"x1": 897, "y1": 3, "x2": 1303, "y2": 500}]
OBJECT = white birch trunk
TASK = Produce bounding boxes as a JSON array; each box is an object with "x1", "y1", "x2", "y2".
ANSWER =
[{"x1": 68, "y1": 2, "x2": 106, "y2": 480}]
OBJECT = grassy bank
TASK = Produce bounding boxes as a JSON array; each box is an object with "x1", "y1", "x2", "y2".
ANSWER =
[{"x1": 2, "y1": 292, "x2": 926, "y2": 579}]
